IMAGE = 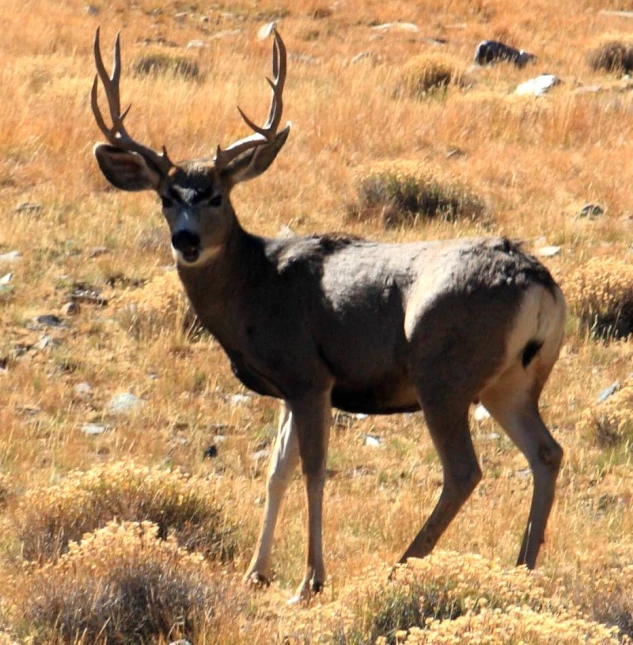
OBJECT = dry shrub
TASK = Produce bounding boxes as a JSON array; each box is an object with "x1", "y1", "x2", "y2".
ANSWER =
[
  {"x1": 115, "y1": 270, "x2": 202, "y2": 340},
  {"x1": 18, "y1": 521, "x2": 236, "y2": 645},
  {"x1": 287, "y1": 552, "x2": 618, "y2": 644},
  {"x1": 12, "y1": 462, "x2": 236, "y2": 564},
  {"x1": 350, "y1": 160, "x2": 486, "y2": 228},
  {"x1": 577, "y1": 379, "x2": 633, "y2": 447},
  {"x1": 133, "y1": 53, "x2": 201, "y2": 80},
  {"x1": 564, "y1": 257, "x2": 633, "y2": 340},
  {"x1": 587, "y1": 40, "x2": 633, "y2": 75},
  {"x1": 398, "y1": 53, "x2": 464, "y2": 98}
]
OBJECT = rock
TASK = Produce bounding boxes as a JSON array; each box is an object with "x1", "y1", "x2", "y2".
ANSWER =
[
  {"x1": 578, "y1": 204, "x2": 604, "y2": 219},
  {"x1": 474, "y1": 40, "x2": 535, "y2": 68},
  {"x1": 0, "y1": 273, "x2": 12, "y2": 285},
  {"x1": 89, "y1": 246, "x2": 109, "y2": 258},
  {"x1": 203, "y1": 445, "x2": 218, "y2": 459},
  {"x1": 257, "y1": 21, "x2": 277, "y2": 41},
  {"x1": 230, "y1": 393, "x2": 252, "y2": 406},
  {"x1": 15, "y1": 201, "x2": 42, "y2": 214},
  {"x1": 537, "y1": 245, "x2": 561, "y2": 258},
  {"x1": 85, "y1": 4, "x2": 99, "y2": 15},
  {"x1": 187, "y1": 39, "x2": 207, "y2": 49},
  {"x1": 61, "y1": 301, "x2": 80, "y2": 316},
  {"x1": 371, "y1": 22, "x2": 419, "y2": 33},
  {"x1": 74, "y1": 382, "x2": 93, "y2": 397},
  {"x1": 515, "y1": 74, "x2": 561, "y2": 97},
  {"x1": 37, "y1": 314, "x2": 62, "y2": 327},
  {"x1": 474, "y1": 404, "x2": 491, "y2": 421},
  {"x1": 598, "y1": 381, "x2": 621, "y2": 403},
  {"x1": 80, "y1": 423, "x2": 107, "y2": 436},
  {"x1": 0, "y1": 251, "x2": 21, "y2": 264},
  {"x1": 35, "y1": 335, "x2": 52, "y2": 350},
  {"x1": 363, "y1": 434, "x2": 382, "y2": 447},
  {"x1": 106, "y1": 392, "x2": 144, "y2": 415}
]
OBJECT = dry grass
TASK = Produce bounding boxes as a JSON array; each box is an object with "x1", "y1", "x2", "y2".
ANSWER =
[{"x1": 2, "y1": 0, "x2": 633, "y2": 642}]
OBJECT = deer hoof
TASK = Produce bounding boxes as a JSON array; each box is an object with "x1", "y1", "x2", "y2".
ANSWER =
[{"x1": 244, "y1": 571, "x2": 271, "y2": 588}]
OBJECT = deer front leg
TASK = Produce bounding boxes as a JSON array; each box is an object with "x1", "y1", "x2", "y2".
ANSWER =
[
  {"x1": 245, "y1": 402, "x2": 299, "y2": 586},
  {"x1": 288, "y1": 390, "x2": 332, "y2": 603}
]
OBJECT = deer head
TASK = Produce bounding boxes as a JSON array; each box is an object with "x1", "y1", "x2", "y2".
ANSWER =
[{"x1": 91, "y1": 27, "x2": 290, "y2": 265}]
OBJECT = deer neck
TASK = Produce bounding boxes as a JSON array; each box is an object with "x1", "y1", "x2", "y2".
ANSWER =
[{"x1": 175, "y1": 218, "x2": 269, "y2": 350}]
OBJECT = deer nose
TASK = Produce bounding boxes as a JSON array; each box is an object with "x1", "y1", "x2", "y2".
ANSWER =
[{"x1": 171, "y1": 230, "x2": 201, "y2": 262}]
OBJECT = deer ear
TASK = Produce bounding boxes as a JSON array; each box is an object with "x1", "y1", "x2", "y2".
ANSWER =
[
  {"x1": 220, "y1": 126, "x2": 290, "y2": 187},
  {"x1": 94, "y1": 144, "x2": 162, "y2": 192}
]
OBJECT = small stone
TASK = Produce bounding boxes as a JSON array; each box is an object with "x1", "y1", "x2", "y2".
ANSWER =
[
  {"x1": 598, "y1": 381, "x2": 620, "y2": 403},
  {"x1": 89, "y1": 246, "x2": 109, "y2": 258},
  {"x1": 0, "y1": 273, "x2": 12, "y2": 285},
  {"x1": 61, "y1": 301, "x2": 80, "y2": 316},
  {"x1": 35, "y1": 335, "x2": 52, "y2": 350},
  {"x1": 537, "y1": 245, "x2": 561, "y2": 258},
  {"x1": 355, "y1": 413, "x2": 368, "y2": 420},
  {"x1": 0, "y1": 251, "x2": 21, "y2": 264},
  {"x1": 81, "y1": 423, "x2": 107, "y2": 436},
  {"x1": 106, "y1": 392, "x2": 144, "y2": 415},
  {"x1": 203, "y1": 445, "x2": 218, "y2": 459},
  {"x1": 363, "y1": 434, "x2": 381, "y2": 447},
  {"x1": 85, "y1": 4, "x2": 99, "y2": 15},
  {"x1": 481, "y1": 432, "x2": 501, "y2": 440},
  {"x1": 515, "y1": 74, "x2": 561, "y2": 97},
  {"x1": 187, "y1": 39, "x2": 207, "y2": 49},
  {"x1": 371, "y1": 22, "x2": 419, "y2": 33},
  {"x1": 474, "y1": 404, "x2": 491, "y2": 421},
  {"x1": 578, "y1": 204, "x2": 604, "y2": 219},
  {"x1": 74, "y1": 382, "x2": 93, "y2": 397},
  {"x1": 37, "y1": 314, "x2": 62, "y2": 327},
  {"x1": 230, "y1": 393, "x2": 252, "y2": 406},
  {"x1": 15, "y1": 201, "x2": 42, "y2": 214}
]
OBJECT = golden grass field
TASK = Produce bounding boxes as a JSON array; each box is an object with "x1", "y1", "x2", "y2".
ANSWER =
[{"x1": 3, "y1": 0, "x2": 633, "y2": 642}]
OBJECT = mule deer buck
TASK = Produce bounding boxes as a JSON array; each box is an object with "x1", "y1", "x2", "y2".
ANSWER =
[{"x1": 91, "y1": 27, "x2": 566, "y2": 601}]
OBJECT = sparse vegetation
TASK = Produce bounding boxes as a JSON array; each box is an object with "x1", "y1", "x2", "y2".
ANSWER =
[
  {"x1": 17, "y1": 521, "x2": 235, "y2": 644},
  {"x1": 587, "y1": 39, "x2": 633, "y2": 74},
  {"x1": 350, "y1": 160, "x2": 486, "y2": 228},
  {"x1": 2, "y1": 0, "x2": 633, "y2": 642},
  {"x1": 398, "y1": 53, "x2": 464, "y2": 98},
  {"x1": 12, "y1": 462, "x2": 236, "y2": 563}
]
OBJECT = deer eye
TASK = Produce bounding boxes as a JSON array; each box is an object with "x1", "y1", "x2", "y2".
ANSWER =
[{"x1": 208, "y1": 194, "x2": 222, "y2": 208}]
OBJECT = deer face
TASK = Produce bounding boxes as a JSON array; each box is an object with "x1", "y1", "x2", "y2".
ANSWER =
[{"x1": 91, "y1": 27, "x2": 290, "y2": 267}]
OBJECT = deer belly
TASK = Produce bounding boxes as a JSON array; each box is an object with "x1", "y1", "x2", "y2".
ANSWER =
[{"x1": 331, "y1": 377, "x2": 420, "y2": 415}]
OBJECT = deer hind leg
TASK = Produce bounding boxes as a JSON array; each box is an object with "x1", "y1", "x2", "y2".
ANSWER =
[
  {"x1": 399, "y1": 398, "x2": 482, "y2": 563},
  {"x1": 245, "y1": 402, "x2": 299, "y2": 586},
  {"x1": 480, "y1": 364, "x2": 562, "y2": 569}
]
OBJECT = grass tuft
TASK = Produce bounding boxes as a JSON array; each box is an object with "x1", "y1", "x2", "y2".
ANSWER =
[
  {"x1": 133, "y1": 53, "x2": 201, "y2": 80},
  {"x1": 587, "y1": 40, "x2": 633, "y2": 75},
  {"x1": 349, "y1": 160, "x2": 486, "y2": 228},
  {"x1": 398, "y1": 53, "x2": 464, "y2": 98}
]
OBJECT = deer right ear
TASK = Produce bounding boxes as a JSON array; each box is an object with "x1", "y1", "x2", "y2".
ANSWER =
[{"x1": 94, "y1": 144, "x2": 162, "y2": 192}]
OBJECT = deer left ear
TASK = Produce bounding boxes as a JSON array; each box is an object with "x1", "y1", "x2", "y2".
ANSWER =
[
  {"x1": 94, "y1": 144, "x2": 162, "y2": 192},
  {"x1": 220, "y1": 126, "x2": 290, "y2": 187}
]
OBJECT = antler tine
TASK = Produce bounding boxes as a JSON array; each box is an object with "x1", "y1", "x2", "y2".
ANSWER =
[
  {"x1": 214, "y1": 28, "x2": 288, "y2": 171},
  {"x1": 91, "y1": 27, "x2": 173, "y2": 175}
]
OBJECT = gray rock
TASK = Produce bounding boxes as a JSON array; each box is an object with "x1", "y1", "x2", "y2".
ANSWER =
[
  {"x1": 230, "y1": 393, "x2": 252, "y2": 406},
  {"x1": 516, "y1": 74, "x2": 561, "y2": 97},
  {"x1": 74, "y1": 382, "x2": 93, "y2": 397},
  {"x1": 0, "y1": 273, "x2": 12, "y2": 285},
  {"x1": 474, "y1": 404, "x2": 491, "y2": 421},
  {"x1": 37, "y1": 314, "x2": 62, "y2": 327},
  {"x1": 579, "y1": 204, "x2": 604, "y2": 219},
  {"x1": 35, "y1": 335, "x2": 52, "y2": 350},
  {"x1": 61, "y1": 301, "x2": 80, "y2": 316},
  {"x1": 537, "y1": 245, "x2": 561, "y2": 258},
  {"x1": 598, "y1": 381, "x2": 620, "y2": 403},
  {"x1": 81, "y1": 423, "x2": 107, "y2": 436},
  {"x1": 0, "y1": 251, "x2": 21, "y2": 264},
  {"x1": 106, "y1": 392, "x2": 144, "y2": 415},
  {"x1": 363, "y1": 434, "x2": 382, "y2": 447}
]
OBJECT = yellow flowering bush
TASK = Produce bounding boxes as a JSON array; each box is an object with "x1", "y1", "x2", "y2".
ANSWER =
[
  {"x1": 564, "y1": 257, "x2": 633, "y2": 340},
  {"x1": 18, "y1": 521, "x2": 234, "y2": 644},
  {"x1": 12, "y1": 461, "x2": 235, "y2": 564},
  {"x1": 350, "y1": 160, "x2": 486, "y2": 228},
  {"x1": 284, "y1": 551, "x2": 624, "y2": 644}
]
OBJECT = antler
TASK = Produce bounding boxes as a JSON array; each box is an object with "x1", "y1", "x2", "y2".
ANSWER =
[
  {"x1": 91, "y1": 27, "x2": 173, "y2": 175},
  {"x1": 214, "y1": 28, "x2": 287, "y2": 171}
]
